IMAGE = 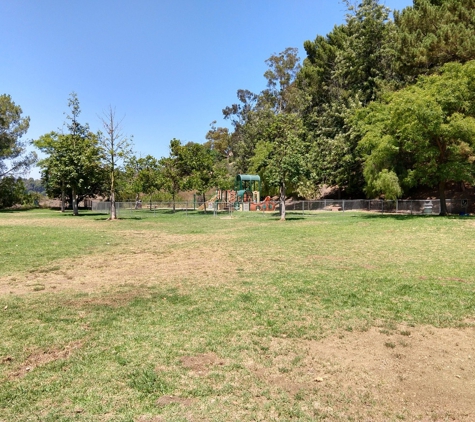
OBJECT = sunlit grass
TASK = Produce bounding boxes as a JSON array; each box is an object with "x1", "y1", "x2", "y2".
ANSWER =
[{"x1": 0, "y1": 209, "x2": 474, "y2": 420}]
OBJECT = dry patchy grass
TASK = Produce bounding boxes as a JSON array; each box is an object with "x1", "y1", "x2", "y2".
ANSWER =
[{"x1": 1, "y1": 210, "x2": 475, "y2": 421}]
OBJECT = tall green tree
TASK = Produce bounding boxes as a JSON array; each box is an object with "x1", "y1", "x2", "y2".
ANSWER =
[
  {"x1": 261, "y1": 47, "x2": 302, "y2": 113},
  {"x1": 35, "y1": 131, "x2": 104, "y2": 214},
  {"x1": 224, "y1": 48, "x2": 307, "y2": 216},
  {"x1": 358, "y1": 60, "x2": 475, "y2": 215},
  {"x1": 253, "y1": 48, "x2": 307, "y2": 218},
  {"x1": 34, "y1": 93, "x2": 103, "y2": 215},
  {"x1": 298, "y1": 0, "x2": 397, "y2": 196},
  {"x1": 223, "y1": 89, "x2": 260, "y2": 173},
  {"x1": 204, "y1": 122, "x2": 232, "y2": 161},
  {"x1": 394, "y1": 0, "x2": 475, "y2": 79},
  {"x1": 0, "y1": 94, "x2": 36, "y2": 179}
]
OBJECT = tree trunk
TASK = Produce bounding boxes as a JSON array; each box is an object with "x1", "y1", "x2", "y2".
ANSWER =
[
  {"x1": 280, "y1": 182, "x2": 286, "y2": 221},
  {"x1": 60, "y1": 181, "x2": 66, "y2": 212},
  {"x1": 439, "y1": 180, "x2": 447, "y2": 216},
  {"x1": 110, "y1": 169, "x2": 117, "y2": 220},
  {"x1": 202, "y1": 193, "x2": 206, "y2": 213},
  {"x1": 72, "y1": 186, "x2": 79, "y2": 216},
  {"x1": 172, "y1": 193, "x2": 176, "y2": 213},
  {"x1": 110, "y1": 190, "x2": 117, "y2": 220}
]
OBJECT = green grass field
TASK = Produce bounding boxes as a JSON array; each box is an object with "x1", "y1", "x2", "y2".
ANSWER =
[{"x1": 1, "y1": 209, "x2": 474, "y2": 421}]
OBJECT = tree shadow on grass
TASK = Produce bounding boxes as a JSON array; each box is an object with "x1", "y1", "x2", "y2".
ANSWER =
[
  {"x1": 354, "y1": 213, "x2": 472, "y2": 221},
  {"x1": 93, "y1": 216, "x2": 143, "y2": 221},
  {"x1": 61, "y1": 213, "x2": 108, "y2": 218},
  {"x1": 0, "y1": 207, "x2": 45, "y2": 213}
]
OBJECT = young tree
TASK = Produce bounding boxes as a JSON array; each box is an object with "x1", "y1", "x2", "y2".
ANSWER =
[
  {"x1": 99, "y1": 106, "x2": 133, "y2": 220},
  {"x1": 159, "y1": 154, "x2": 183, "y2": 213},
  {"x1": 135, "y1": 155, "x2": 161, "y2": 210},
  {"x1": 122, "y1": 156, "x2": 142, "y2": 203},
  {"x1": 34, "y1": 131, "x2": 68, "y2": 211},
  {"x1": 358, "y1": 61, "x2": 475, "y2": 215},
  {"x1": 252, "y1": 113, "x2": 306, "y2": 220},
  {"x1": 0, "y1": 94, "x2": 36, "y2": 179}
]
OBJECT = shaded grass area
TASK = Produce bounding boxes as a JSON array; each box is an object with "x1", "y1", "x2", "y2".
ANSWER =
[{"x1": 0, "y1": 209, "x2": 474, "y2": 420}]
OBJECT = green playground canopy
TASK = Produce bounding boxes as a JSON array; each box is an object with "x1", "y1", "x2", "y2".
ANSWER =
[
  {"x1": 235, "y1": 174, "x2": 261, "y2": 192},
  {"x1": 236, "y1": 174, "x2": 261, "y2": 183}
]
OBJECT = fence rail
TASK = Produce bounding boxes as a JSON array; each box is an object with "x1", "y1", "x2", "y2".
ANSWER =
[
  {"x1": 92, "y1": 198, "x2": 470, "y2": 217},
  {"x1": 283, "y1": 199, "x2": 467, "y2": 215}
]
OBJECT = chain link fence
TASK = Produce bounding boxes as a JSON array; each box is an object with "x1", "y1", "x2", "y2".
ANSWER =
[
  {"x1": 284, "y1": 199, "x2": 469, "y2": 215},
  {"x1": 92, "y1": 201, "x2": 194, "y2": 217},
  {"x1": 92, "y1": 198, "x2": 469, "y2": 217}
]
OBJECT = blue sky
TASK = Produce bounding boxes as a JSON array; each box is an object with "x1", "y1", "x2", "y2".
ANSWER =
[{"x1": 1, "y1": 0, "x2": 413, "y2": 178}]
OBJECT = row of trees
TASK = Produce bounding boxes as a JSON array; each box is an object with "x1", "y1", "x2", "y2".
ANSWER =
[
  {"x1": 216, "y1": 0, "x2": 475, "y2": 217},
  {"x1": 3, "y1": 1, "x2": 475, "y2": 218},
  {"x1": 31, "y1": 93, "x2": 233, "y2": 218}
]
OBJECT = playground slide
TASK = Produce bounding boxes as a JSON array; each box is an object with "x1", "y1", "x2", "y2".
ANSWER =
[{"x1": 197, "y1": 194, "x2": 218, "y2": 211}]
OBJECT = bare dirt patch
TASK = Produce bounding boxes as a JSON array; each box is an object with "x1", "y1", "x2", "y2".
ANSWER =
[
  {"x1": 7, "y1": 340, "x2": 83, "y2": 380},
  {"x1": 0, "y1": 230, "x2": 237, "y2": 296},
  {"x1": 309, "y1": 255, "x2": 347, "y2": 262},
  {"x1": 156, "y1": 395, "x2": 195, "y2": 407},
  {"x1": 243, "y1": 325, "x2": 475, "y2": 420},
  {"x1": 0, "y1": 216, "x2": 103, "y2": 229},
  {"x1": 135, "y1": 416, "x2": 165, "y2": 422},
  {"x1": 180, "y1": 352, "x2": 226, "y2": 376}
]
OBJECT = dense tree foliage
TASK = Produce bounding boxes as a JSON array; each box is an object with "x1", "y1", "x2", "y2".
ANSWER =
[
  {"x1": 217, "y1": 0, "x2": 475, "y2": 214},
  {"x1": 297, "y1": 0, "x2": 396, "y2": 197},
  {"x1": 134, "y1": 155, "x2": 162, "y2": 209},
  {"x1": 34, "y1": 94, "x2": 104, "y2": 215},
  {"x1": 0, "y1": 94, "x2": 36, "y2": 179},
  {"x1": 252, "y1": 113, "x2": 306, "y2": 220},
  {"x1": 22, "y1": 177, "x2": 45, "y2": 194},
  {"x1": 26, "y1": 0, "x2": 475, "y2": 216},
  {"x1": 394, "y1": 0, "x2": 475, "y2": 78},
  {"x1": 170, "y1": 139, "x2": 229, "y2": 208},
  {"x1": 158, "y1": 142, "x2": 186, "y2": 212},
  {"x1": 0, "y1": 177, "x2": 27, "y2": 208},
  {"x1": 358, "y1": 61, "x2": 475, "y2": 214}
]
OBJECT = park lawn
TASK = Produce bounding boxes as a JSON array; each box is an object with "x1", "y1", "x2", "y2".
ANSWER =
[{"x1": 0, "y1": 209, "x2": 474, "y2": 421}]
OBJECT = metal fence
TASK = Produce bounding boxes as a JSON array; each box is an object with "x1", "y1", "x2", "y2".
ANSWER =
[
  {"x1": 92, "y1": 201, "x2": 195, "y2": 217},
  {"x1": 284, "y1": 199, "x2": 468, "y2": 215},
  {"x1": 92, "y1": 198, "x2": 469, "y2": 217}
]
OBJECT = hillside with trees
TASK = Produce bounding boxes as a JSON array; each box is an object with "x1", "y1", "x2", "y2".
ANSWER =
[{"x1": 3, "y1": 0, "x2": 475, "y2": 215}]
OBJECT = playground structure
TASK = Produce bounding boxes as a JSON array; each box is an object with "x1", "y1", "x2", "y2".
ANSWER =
[{"x1": 216, "y1": 174, "x2": 277, "y2": 212}]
